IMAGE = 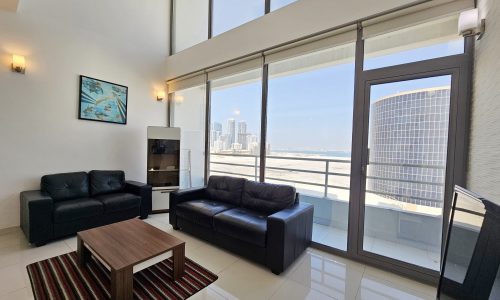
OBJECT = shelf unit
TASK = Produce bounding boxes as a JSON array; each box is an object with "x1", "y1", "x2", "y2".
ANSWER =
[{"x1": 147, "y1": 126, "x2": 181, "y2": 213}]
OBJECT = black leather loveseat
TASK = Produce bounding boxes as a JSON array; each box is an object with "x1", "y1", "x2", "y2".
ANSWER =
[
  {"x1": 170, "y1": 176, "x2": 314, "y2": 274},
  {"x1": 20, "y1": 170, "x2": 152, "y2": 246}
]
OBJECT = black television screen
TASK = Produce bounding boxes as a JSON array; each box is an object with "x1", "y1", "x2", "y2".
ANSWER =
[{"x1": 437, "y1": 186, "x2": 500, "y2": 299}]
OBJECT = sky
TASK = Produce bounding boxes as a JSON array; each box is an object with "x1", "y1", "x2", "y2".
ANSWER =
[
  {"x1": 210, "y1": 36, "x2": 463, "y2": 153},
  {"x1": 213, "y1": 0, "x2": 299, "y2": 36}
]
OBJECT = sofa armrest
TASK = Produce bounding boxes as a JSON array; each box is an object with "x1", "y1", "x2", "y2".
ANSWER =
[
  {"x1": 20, "y1": 190, "x2": 54, "y2": 245},
  {"x1": 169, "y1": 187, "x2": 207, "y2": 227},
  {"x1": 266, "y1": 202, "x2": 314, "y2": 274},
  {"x1": 125, "y1": 181, "x2": 152, "y2": 219}
]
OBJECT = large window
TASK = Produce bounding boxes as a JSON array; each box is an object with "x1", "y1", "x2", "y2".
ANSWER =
[
  {"x1": 171, "y1": 0, "x2": 298, "y2": 54},
  {"x1": 209, "y1": 68, "x2": 262, "y2": 180},
  {"x1": 266, "y1": 42, "x2": 356, "y2": 250},
  {"x1": 167, "y1": 13, "x2": 472, "y2": 281},
  {"x1": 212, "y1": 0, "x2": 265, "y2": 36},
  {"x1": 171, "y1": 85, "x2": 207, "y2": 188},
  {"x1": 271, "y1": 0, "x2": 298, "y2": 11},
  {"x1": 364, "y1": 16, "x2": 464, "y2": 70},
  {"x1": 172, "y1": 0, "x2": 209, "y2": 53}
]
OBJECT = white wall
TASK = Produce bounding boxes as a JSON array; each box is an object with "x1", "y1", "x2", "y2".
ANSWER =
[
  {"x1": 165, "y1": 0, "x2": 418, "y2": 79},
  {"x1": 468, "y1": 0, "x2": 500, "y2": 203},
  {"x1": 0, "y1": 0, "x2": 169, "y2": 229}
]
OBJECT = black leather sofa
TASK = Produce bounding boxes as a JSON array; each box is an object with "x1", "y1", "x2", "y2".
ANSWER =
[
  {"x1": 20, "y1": 170, "x2": 152, "y2": 246},
  {"x1": 170, "y1": 176, "x2": 314, "y2": 274}
]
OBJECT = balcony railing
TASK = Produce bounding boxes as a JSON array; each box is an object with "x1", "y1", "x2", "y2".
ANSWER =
[{"x1": 209, "y1": 153, "x2": 446, "y2": 207}]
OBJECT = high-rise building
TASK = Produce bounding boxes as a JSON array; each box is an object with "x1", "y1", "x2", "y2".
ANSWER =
[
  {"x1": 210, "y1": 122, "x2": 222, "y2": 147},
  {"x1": 238, "y1": 121, "x2": 247, "y2": 134},
  {"x1": 212, "y1": 122, "x2": 222, "y2": 132},
  {"x1": 368, "y1": 87, "x2": 450, "y2": 208},
  {"x1": 237, "y1": 121, "x2": 248, "y2": 149},
  {"x1": 227, "y1": 119, "x2": 236, "y2": 145}
]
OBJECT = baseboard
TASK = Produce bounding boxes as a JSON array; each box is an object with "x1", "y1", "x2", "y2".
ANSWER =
[{"x1": 0, "y1": 226, "x2": 21, "y2": 236}]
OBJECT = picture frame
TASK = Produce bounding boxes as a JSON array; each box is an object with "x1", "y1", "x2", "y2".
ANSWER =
[{"x1": 78, "y1": 75, "x2": 128, "y2": 125}]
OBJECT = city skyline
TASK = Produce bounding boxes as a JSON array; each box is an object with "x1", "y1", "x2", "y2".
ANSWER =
[
  {"x1": 210, "y1": 118, "x2": 261, "y2": 155},
  {"x1": 210, "y1": 41, "x2": 461, "y2": 153}
]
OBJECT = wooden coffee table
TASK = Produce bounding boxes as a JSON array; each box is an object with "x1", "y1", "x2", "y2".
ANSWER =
[{"x1": 77, "y1": 218, "x2": 185, "y2": 300}]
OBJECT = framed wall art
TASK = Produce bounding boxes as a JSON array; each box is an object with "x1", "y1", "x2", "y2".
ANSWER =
[{"x1": 78, "y1": 75, "x2": 128, "y2": 125}]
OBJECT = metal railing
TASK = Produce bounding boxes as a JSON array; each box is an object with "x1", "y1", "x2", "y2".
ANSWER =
[{"x1": 209, "y1": 153, "x2": 446, "y2": 206}]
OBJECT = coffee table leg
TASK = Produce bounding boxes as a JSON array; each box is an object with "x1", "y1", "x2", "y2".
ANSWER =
[
  {"x1": 77, "y1": 236, "x2": 91, "y2": 267},
  {"x1": 111, "y1": 267, "x2": 133, "y2": 300},
  {"x1": 172, "y1": 244, "x2": 185, "y2": 281}
]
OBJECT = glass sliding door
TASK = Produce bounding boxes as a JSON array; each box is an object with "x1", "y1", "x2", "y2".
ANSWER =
[
  {"x1": 209, "y1": 69, "x2": 262, "y2": 180},
  {"x1": 266, "y1": 42, "x2": 356, "y2": 250},
  {"x1": 362, "y1": 75, "x2": 452, "y2": 270},
  {"x1": 171, "y1": 85, "x2": 206, "y2": 188}
]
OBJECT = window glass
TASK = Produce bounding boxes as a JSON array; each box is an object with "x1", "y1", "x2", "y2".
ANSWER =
[
  {"x1": 171, "y1": 86, "x2": 206, "y2": 188},
  {"x1": 172, "y1": 0, "x2": 209, "y2": 53},
  {"x1": 271, "y1": 0, "x2": 297, "y2": 11},
  {"x1": 209, "y1": 69, "x2": 262, "y2": 180},
  {"x1": 364, "y1": 16, "x2": 464, "y2": 70},
  {"x1": 212, "y1": 0, "x2": 265, "y2": 36},
  {"x1": 266, "y1": 43, "x2": 356, "y2": 250},
  {"x1": 363, "y1": 75, "x2": 452, "y2": 270}
]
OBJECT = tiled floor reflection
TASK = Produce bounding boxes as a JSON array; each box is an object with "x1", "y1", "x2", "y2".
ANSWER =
[
  {"x1": 313, "y1": 223, "x2": 440, "y2": 271},
  {"x1": 0, "y1": 214, "x2": 436, "y2": 300}
]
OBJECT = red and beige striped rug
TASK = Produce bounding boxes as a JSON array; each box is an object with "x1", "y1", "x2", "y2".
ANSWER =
[{"x1": 26, "y1": 251, "x2": 218, "y2": 300}]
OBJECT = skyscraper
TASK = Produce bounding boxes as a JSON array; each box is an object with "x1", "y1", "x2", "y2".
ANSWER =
[
  {"x1": 212, "y1": 122, "x2": 222, "y2": 132},
  {"x1": 211, "y1": 122, "x2": 222, "y2": 147},
  {"x1": 237, "y1": 121, "x2": 248, "y2": 149},
  {"x1": 238, "y1": 121, "x2": 247, "y2": 135},
  {"x1": 227, "y1": 119, "x2": 236, "y2": 145},
  {"x1": 368, "y1": 87, "x2": 450, "y2": 208}
]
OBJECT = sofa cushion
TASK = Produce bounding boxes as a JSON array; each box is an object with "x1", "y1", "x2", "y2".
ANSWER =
[
  {"x1": 89, "y1": 170, "x2": 125, "y2": 196},
  {"x1": 241, "y1": 181, "x2": 296, "y2": 215},
  {"x1": 176, "y1": 200, "x2": 235, "y2": 229},
  {"x1": 206, "y1": 176, "x2": 246, "y2": 206},
  {"x1": 213, "y1": 208, "x2": 267, "y2": 247},
  {"x1": 94, "y1": 193, "x2": 141, "y2": 214},
  {"x1": 41, "y1": 172, "x2": 89, "y2": 202},
  {"x1": 53, "y1": 198, "x2": 103, "y2": 223}
]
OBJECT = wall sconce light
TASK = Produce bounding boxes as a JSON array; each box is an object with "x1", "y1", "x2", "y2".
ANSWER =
[
  {"x1": 11, "y1": 54, "x2": 26, "y2": 74},
  {"x1": 458, "y1": 8, "x2": 486, "y2": 40},
  {"x1": 156, "y1": 90, "x2": 166, "y2": 101}
]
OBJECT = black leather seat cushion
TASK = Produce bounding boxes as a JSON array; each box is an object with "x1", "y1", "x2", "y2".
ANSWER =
[
  {"x1": 206, "y1": 176, "x2": 246, "y2": 206},
  {"x1": 53, "y1": 198, "x2": 103, "y2": 223},
  {"x1": 41, "y1": 172, "x2": 89, "y2": 202},
  {"x1": 214, "y1": 208, "x2": 267, "y2": 247},
  {"x1": 176, "y1": 200, "x2": 235, "y2": 228},
  {"x1": 94, "y1": 193, "x2": 141, "y2": 214},
  {"x1": 89, "y1": 170, "x2": 125, "y2": 196},
  {"x1": 241, "y1": 181, "x2": 296, "y2": 214}
]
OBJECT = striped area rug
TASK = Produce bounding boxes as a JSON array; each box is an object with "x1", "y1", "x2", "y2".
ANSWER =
[{"x1": 26, "y1": 251, "x2": 218, "y2": 300}]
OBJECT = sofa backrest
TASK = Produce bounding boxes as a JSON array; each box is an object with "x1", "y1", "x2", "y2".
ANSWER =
[
  {"x1": 206, "y1": 176, "x2": 246, "y2": 206},
  {"x1": 89, "y1": 170, "x2": 125, "y2": 196},
  {"x1": 41, "y1": 172, "x2": 89, "y2": 202},
  {"x1": 241, "y1": 180, "x2": 296, "y2": 215}
]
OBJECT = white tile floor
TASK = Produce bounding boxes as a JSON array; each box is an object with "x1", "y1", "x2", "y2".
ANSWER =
[{"x1": 0, "y1": 214, "x2": 437, "y2": 300}]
